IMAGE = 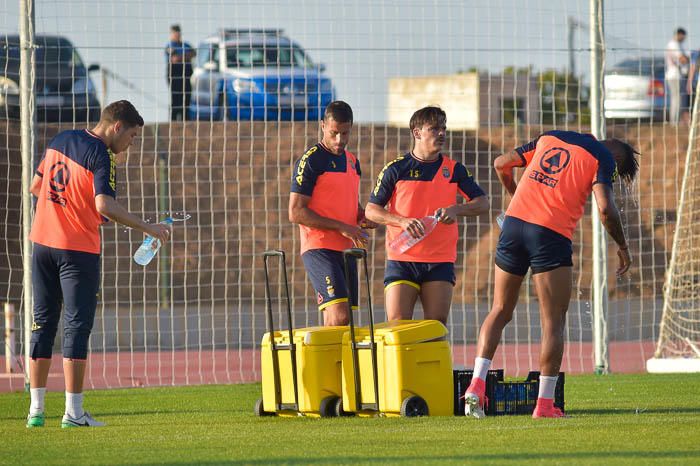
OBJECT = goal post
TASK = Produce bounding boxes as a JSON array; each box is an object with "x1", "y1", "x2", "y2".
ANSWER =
[{"x1": 647, "y1": 76, "x2": 700, "y2": 374}]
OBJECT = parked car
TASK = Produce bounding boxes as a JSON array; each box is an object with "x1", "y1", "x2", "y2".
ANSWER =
[
  {"x1": 604, "y1": 57, "x2": 666, "y2": 120},
  {"x1": 189, "y1": 29, "x2": 335, "y2": 121},
  {"x1": 0, "y1": 35, "x2": 101, "y2": 122}
]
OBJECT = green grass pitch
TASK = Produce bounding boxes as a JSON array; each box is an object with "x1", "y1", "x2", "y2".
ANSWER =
[{"x1": 1, "y1": 373, "x2": 699, "y2": 465}]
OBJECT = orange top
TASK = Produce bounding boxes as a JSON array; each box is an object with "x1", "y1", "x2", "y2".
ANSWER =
[
  {"x1": 291, "y1": 144, "x2": 361, "y2": 254},
  {"x1": 30, "y1": 129, "x2": 116, "y2": 254},
  {"x1": 369, "y1": 153, "x2": 485, "y2": 263},
  {"x1": 507, "y1": 130, "x2": 616, "y2": 240}
]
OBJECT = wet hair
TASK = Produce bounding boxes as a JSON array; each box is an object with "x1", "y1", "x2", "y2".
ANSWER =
[
  {"x1": 676, "y1": 27, "x2": 687, "y2": 36},
  {"x1": 323, "y1": 101, "x2": 353, "y2": 124},
  {"x1": 409, "y1": 106, "x2": 446, "y2": 136},
  {"x1": 100, "y1": 100, "x2": 144, "y2": 128},
  {"x1": 604, "y1": 138, "x2": 640, "y2": 184}
]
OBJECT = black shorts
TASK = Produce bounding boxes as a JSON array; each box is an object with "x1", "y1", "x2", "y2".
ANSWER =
[
  {"x1": 384, "y1": 260, "x2": 456, "y2": 290},
  {"x1": 31, "y1": 243, "x2": 100, "y2": 359},
  {"x1": 495, "y1": 216, "x2": 573, "y2": 276},
  {"x1": 301, "y1": 249, "x2": 358, "y2": 311}
]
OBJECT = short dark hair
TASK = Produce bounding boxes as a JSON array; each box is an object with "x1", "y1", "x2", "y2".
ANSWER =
[
  {"x1": 604, "y1": 138, "x2": 640, "y2": 184},
  {"x1": 409, "y1": 106, "x2": 446, "y2": 136},
  {"x1": 324, "y1": 101, "x2": 353, "y2": 124},
  {"x1": 170, "y1": 24, "x2": 181, "y2": 33},
  {"x1": 676, "y1": 27, "x2": 687, "y2": 36},
  {"x1": 100, "y1": 100, "x2": 144, "y2": 128}
]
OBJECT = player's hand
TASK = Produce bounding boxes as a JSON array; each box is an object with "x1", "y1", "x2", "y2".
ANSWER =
[
  {"x1": 688, "y1": 80, "x2": 695, "y2": 95},
  {"x1": 148, "y1": 223, "x2": 172, "y2": 244},
  {"x1": 616, "y1": 246, "x2": 631, "y2": 277},
  {"x1": 340, "y1": 224, "x2": 370, "y2": 248},
  {"x1": 435, "y1": 206, "x2": 458, "y2": 225},
  {"x1": 400, "y1": 217, "x2": 425, "y2": 239},
  {"x1": 359, "y1": 217, "x2": 378, "y2": 229}
]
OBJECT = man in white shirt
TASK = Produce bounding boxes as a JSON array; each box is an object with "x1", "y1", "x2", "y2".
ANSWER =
[{"x1": 665, "y1": 27, "x2": 689, "y2": 124}]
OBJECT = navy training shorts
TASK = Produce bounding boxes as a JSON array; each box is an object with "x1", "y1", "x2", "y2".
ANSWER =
[
  {"x1": 495, "y1": 216, "x2": 573, "y2": 276},
  {"x1": 384, "y1": 260, "x2": 456, "y2": 290},
  {"x1": 30, "y1": 243, "x2": 100, "y2": 360},
  {"x1": 301, "y1": 248, "x2": 358, "y2": 311}
]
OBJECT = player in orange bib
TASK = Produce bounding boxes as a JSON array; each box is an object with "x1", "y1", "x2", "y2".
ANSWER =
[
  {"x1": 289, "y1": 101, "x2": 376, "y2": 326},
  {"x1": 26, "y1": 101, "x2": 171, "y2": 428},
  {"x1": 365, "y1": 106, "x2": 489, "y2": 325},
  {"x1": 464, "y1": 131, "x2": 639, "y2": 419}
]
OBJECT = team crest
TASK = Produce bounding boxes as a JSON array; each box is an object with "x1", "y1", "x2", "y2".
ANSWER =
[
  {"x1": 326, "y1": 285, "x2": 335, "y2": 298},
  {"x1": 442, "y1": 167, "x2": 450, "y2": 178}
]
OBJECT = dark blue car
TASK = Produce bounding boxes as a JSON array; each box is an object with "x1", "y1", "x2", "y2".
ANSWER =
[{"x1": 189, "y1": 29, "x2": 335, "y2": 121}]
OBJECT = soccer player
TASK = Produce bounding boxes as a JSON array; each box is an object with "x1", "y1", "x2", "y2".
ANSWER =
[
  {"x1": 289, "y1": 101, "x2": 376, "y2": 326},
  {"x1": 26, "y1": 100, "x2": 171, "y2": 428},
  {"x1": 464, "y1": 131, "x2": 639, "y2": 419},
  {"x1": 364, "y1": 106, "x2": 489, "y2": 325}
]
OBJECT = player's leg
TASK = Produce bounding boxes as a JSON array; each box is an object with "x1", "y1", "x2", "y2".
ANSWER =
[
  {"x1": 58, "y1": 249, "x2": 104, "y2": 428},
  {"x1": 419, "y1": 281, "x2": 452, "y2": 324},
  {"x1": 528, "y1": 225, "x2": 573, "y2": 418},
  {"x1": 302, "y1": 249, "x2": 353, "y2": 326},
  {"x1": 475, "y1": 266, "x2": 525, "y2": 360},
  {"x1": 384, "y1": 260, "x2": 420, "y2": 321},
  {"x1": 463, "y1": 265, "x2": 525, "y2": 417},
  {"x1": 531, "y1": 266, "x2": 571, "y2": 418},
  {"x1": 465, "y1": 217, "x2": 528, "y2": 418},
  {"x1": 419, "y1": 263, "x2": 457, "y2": 325},
  {"x1": 27, "y1": 244, "x2": 62, "y2": 428}
]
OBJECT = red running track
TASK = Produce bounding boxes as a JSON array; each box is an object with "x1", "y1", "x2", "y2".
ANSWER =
[{"x1": 0, "y1": 341, "x2": 655, "y2": 392}]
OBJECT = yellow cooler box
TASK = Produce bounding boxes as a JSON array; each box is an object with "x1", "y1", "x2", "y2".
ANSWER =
[
  {"x1": 260, "y1": 325, "x2": 346, "y2": 417},
  {"x1": 341, "y1": 319, "x2": 453, "y2": 417}
]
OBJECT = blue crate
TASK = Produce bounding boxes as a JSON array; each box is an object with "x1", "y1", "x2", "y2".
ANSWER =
[{"x1": 453, "y1": 369, "x2": 565, "y2": 416}]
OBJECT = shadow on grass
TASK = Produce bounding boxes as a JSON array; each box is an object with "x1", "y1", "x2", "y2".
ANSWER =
[
  {"x1": 138, "y1": 450, "x2": 700, "y2": 465},
  {"x1": 568, "y1": 407, "x2": 700, "y2": 415}
]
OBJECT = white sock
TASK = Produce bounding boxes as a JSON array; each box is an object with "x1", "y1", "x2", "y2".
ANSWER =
[
  {"x1": 65, "y1": 392, "x2": 84, "y2": 419},
  {"x1": 473, "y1": 357, "x2": 492, "y2": 381},
  {"x1": 538, "y1": 375, "x2": 559, "y2": 400},
  {"x1": 29, "y1": 387, "x2": 46, "y2": 415}
]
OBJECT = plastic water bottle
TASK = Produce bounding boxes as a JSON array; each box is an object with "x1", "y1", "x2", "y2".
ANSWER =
[
  {"x1": 496, "y1": 211, "x2": 506, "y2": 229},
  {"x1": 389, "y1": 216, "x2": 439, "y2": 254},
  {"x1": 133, "y1": 217, "x2": 173, "y2": 266}
]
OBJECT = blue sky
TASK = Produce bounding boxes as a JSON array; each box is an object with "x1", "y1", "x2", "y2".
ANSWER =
[{"x1": 3, "y1": 0, "x2": 699, "y2": 122}]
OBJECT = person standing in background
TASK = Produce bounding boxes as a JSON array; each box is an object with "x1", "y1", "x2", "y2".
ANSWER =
[
  {"x1": 165, "y1": 25, "x2": 196, "y2": 121},
  {"x1": 665, "y1": 27, "x2": 689, "y2": 124}
]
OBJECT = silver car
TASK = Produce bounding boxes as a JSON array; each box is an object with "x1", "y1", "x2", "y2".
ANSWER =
[{"x1": 604, "y1": 57, "x2": 666, "y2": 120}]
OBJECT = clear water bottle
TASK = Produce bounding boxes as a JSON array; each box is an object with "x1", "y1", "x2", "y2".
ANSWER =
[
  {"x1": 389, "y1": 216, "x2": 439, "y2": 254},
  {"x1": 496, "y1": 211, "x2": 506, "y2": 229},
  {"x1": 133, "y1": 217, "x2": 173, "y2": 266}
]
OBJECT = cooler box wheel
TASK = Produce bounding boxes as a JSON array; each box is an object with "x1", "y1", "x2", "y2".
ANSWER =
[
  {"x1": 254, "y1": 398, "x2": 273, "y2": 417},
  {"x1": 401, "y1": 395, "x2": 429, "y2": 417}
]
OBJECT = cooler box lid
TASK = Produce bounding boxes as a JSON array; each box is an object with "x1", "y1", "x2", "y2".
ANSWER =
[
  {"x1": 261, "y1": 326, "x2": 347, "y2": 347},
  {"x1": 344, "y1": 319, "x2": 447, "y2": 345}
]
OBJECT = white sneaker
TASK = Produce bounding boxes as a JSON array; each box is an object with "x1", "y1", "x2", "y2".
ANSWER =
[
  {"x1": 464, "y1": 392, "x2": 486, "y2": 419},
  {"x1": 61, "y1": 411, "x2": 106, "y2": 428}
]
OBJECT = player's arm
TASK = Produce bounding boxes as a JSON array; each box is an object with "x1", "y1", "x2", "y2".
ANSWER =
[
  {"x1": 364, "y1": 202, "x2": 426, "y2": 239},
  {"x1": 357, "y1": 203, "x2": 378, "y2": 229},
  {"x1": 436, "y1": 164, "x2": 489, "y2": 224},
  {"x1": 493, "y1": 149, "x2": 525, "y2": 196},
  {"x1": 95, "y1": 195, "x2": 170, "y2": 243},
  {"x1": 30, "y1": 174, "x2": 42, "y2": 197},
  {"x1": 288, "y1": 193, "x2": 368, "y2": 246},
  {"x1": 364, "y1": 158, "x2": 425, "y2": 238},
  {"x1": 436, "y1": 196, "x2": 489, "y2": 225},
  {"x1": 592, "y1": 183, "x2": 631, "y2": 276}
]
